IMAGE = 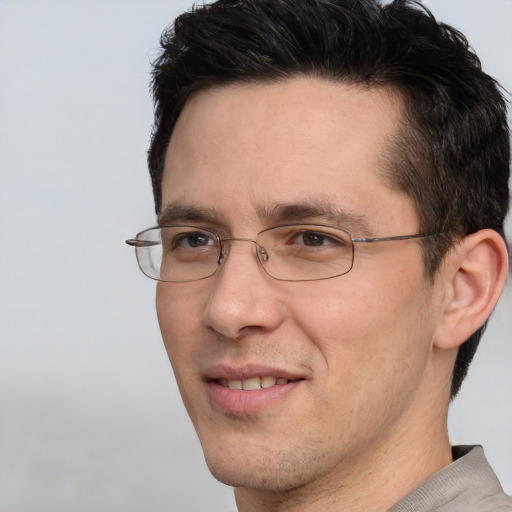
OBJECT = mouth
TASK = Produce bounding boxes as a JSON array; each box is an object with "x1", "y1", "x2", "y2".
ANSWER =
[
  {"x1": 205, "y1": 367, "x2": 305, "y2": 413},
  {"x1": 215, "y1": 376, "x2": 291, "y2": 390}
]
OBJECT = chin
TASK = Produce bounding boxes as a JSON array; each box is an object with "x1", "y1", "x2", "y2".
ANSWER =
[
  {"x1": 201, "y1": 440, "x2": 327, "y2": 492},
  {"x1": 206, "y1": 459, "x2": 299, "y2": 491}
]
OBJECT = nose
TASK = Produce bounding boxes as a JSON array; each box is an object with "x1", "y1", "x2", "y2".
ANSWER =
[{"x1": 201, "y1": 239, "x2": 285, "y2": 340}]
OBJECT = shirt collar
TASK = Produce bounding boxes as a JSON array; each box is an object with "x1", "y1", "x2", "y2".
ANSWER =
[{"x1": 388, "y1": 446, "x2": 509, "y2": 512}]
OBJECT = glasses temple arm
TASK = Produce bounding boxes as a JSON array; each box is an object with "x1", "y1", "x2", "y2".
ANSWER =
[
  {"x1": 352, "y1": 233, "x2": 436, "y2": 243},
  {"x1": 125, "y1": 239, "x2": 161, "y2": 247}
]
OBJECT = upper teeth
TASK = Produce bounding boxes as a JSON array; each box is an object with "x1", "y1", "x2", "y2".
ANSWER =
[{"x1": 218, "y1": 376, "x2": 289, "y2": 390}]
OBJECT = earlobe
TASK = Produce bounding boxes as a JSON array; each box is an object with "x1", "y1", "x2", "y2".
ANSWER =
[{"x1": 434, "y1": 229, "x2": 509, "y2": 350}]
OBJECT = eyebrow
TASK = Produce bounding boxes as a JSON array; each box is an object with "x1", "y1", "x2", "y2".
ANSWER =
[
  {"x1": 158, "y1": 203, "x2": 222, "y2": 226},
  {"x1": 257, "y1": 201, "x2": 373, "y2": 236},
  {"x1": 159, "y1": 200, "x2": 373, "y2": 236}
]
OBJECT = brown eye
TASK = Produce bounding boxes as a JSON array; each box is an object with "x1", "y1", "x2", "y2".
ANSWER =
[
  {"x1": 301, "y1": 232, "x2": 327, "y2": 246},
  {"x1": 173, "y1": 231, "x2": 215, "y2": 249},
  {"x1": 293, "y1": 231, "x2": 345, "y2": 247}
]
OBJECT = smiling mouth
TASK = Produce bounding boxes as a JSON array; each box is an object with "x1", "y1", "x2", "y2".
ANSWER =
[{"x1": 216, "y1": 376, "x2": 292, "y2": 390}]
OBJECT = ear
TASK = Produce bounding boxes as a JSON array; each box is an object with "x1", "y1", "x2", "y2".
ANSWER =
[{"x1": 434, "y1": 229, "x2": 509, "y2": 350}]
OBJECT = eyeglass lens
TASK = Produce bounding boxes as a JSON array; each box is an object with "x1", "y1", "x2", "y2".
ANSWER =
[{"x1": 134, "y1": 225, "x2": 355, "y2": 282}]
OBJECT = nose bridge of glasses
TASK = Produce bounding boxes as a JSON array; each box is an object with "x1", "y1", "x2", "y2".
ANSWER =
[{"x1": 219, "y1": 237, "x2": 269, "y2": 263}]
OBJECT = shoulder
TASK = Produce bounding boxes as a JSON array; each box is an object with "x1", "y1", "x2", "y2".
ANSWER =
[
  {"x1": 390, "y1": 446, "x2": 512, "y2": 512},
  {"x1": 442, "y1": 446, "x2": 512, "y2": 512}
]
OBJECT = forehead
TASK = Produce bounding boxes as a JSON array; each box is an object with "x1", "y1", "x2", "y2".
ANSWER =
[{"x1": 162, "y1": 77, "x2": 412, "y2": 231}]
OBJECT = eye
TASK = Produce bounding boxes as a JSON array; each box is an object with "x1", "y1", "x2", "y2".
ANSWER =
[
  {"x1": 299, "y1": 231, "x2": 329, "y2": 247},
  {"x1": 174, "y1": 231, "x2": 216, "y2": 249},
  {"x1": 293, "y1": 230, "x2": 345, "y2": 247}
]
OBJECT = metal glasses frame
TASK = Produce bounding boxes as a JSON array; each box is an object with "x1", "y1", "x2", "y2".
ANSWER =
[{"x1": 126, "y1": 224, "x2": 436, "y2": 282}]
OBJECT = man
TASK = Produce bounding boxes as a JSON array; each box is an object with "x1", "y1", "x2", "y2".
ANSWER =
[{"x1": 126, "y1": 0, "x2": 511, "y2": 510}]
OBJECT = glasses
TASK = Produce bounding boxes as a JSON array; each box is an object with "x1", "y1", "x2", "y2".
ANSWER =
[{"x1": 126, "y1": 224, "x2": 434, "y2": 282}]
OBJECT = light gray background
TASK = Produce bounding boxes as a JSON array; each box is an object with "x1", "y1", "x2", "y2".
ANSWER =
[{"x1": 0, "y1": 1, "x2": 510, "y2": 511}]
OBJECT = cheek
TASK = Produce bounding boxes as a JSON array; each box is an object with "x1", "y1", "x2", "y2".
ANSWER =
[
  {"x1": 156, "y1": 284, "x2": 204, "y2": 373},
  {"x1": 292, "y1": 275, "x2": 434, "y2": 443},
  {"x1": 292, "y1": 269, "x2": 433, "y2": 387},
  {"x1": 156, "y1": 284, "x2": 209, "y2": 424}
]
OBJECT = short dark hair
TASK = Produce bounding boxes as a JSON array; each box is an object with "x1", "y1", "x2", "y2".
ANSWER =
[{"x1": 148, "y1": 0, "x2": 510, "y2": 398}]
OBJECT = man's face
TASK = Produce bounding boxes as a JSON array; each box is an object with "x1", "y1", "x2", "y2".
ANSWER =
[{"x1": 156, "y1": 78, "x2": 444, "y2": 491}]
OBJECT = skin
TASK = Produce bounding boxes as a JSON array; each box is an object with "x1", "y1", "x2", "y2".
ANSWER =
[{"x1": 156, "y1": 77, "x2": 468, "y2": 511}]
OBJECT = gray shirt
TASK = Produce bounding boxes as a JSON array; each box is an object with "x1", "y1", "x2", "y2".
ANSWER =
[{"x1": 389, "y1": 446, "x2": 512, "y2": 511}]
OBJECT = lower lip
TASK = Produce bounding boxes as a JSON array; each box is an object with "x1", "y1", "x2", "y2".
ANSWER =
[{"x1": 207, "y1": 380, "x2": 302, "y2": 414}]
